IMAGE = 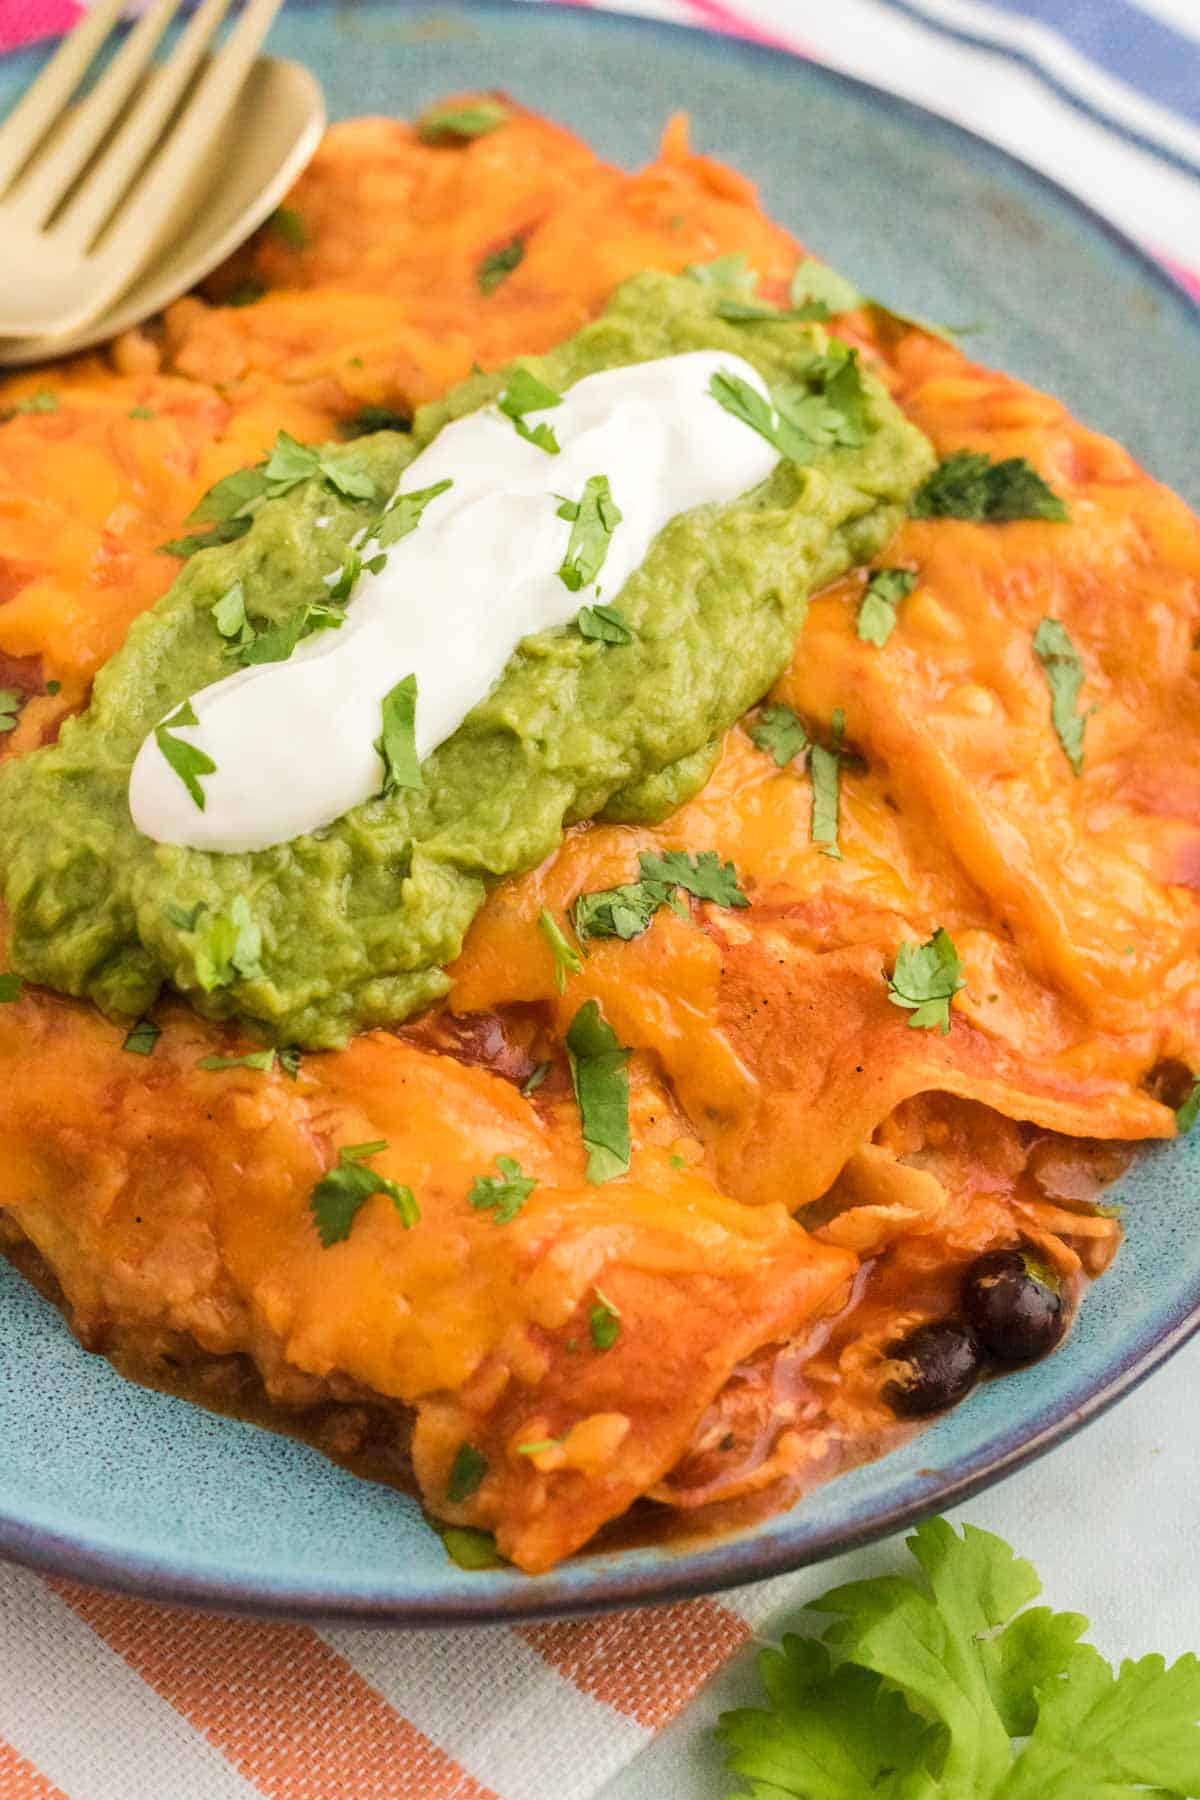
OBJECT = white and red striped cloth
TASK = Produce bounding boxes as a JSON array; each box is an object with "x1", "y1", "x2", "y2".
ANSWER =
[{"x1": 0, "y1": 4, "x2": 1197, "y2": 1796}]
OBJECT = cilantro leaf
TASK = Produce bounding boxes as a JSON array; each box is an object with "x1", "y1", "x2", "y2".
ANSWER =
[
  {"x1": 197, "y1": 1049, "x2": 275, "y2": 1072},
  {"x1": 161, "y1": 516, "x2": 252, "y2": 559},
  {"x1": 270, "y1": 206, "x2": 307, "y2": 250},
  {"x1": 122, "y1": 1018, "x2": 160, "y2": 1056},
  {"x1": 375, "y1": 673, "x2": 423, "y2": 794},
  {"x1": 857, "y1": 567, "x2": 917, "y2": 646},
  {"x1": 478, "y1": 236, "x2": 525, "y2": 295},
  {"x1": 790, "y1": 256, "x2": 865, "y2": 315},
  {"x1": 590, "y1": 1288, "x2": 621, "y2": 1350},
  {"x1": 809, "y1": 708, "x2": 844, "y2": 859},
  {"x1": 498, "y1": 367, "x2": 562, "y2": 454},
  {"x1": 913, "y1": 451, "x2": 1069, "y2": 522},
  {"x1": 1033, "y1": 617, "x2": 1090, "y2": 776},
  {"x1": 709, "y1": 369, "x2": 815, "y2": 464},
  {"x1": 556, "y1": 475, "x2": 622, "y2": 592},
  {"x1": 565, "y1": 999, "x2": 631, "y2": 1184},
  {"x1": 447, "y1": 1443, "x2": 488, "y2": 1503},
  {"x1": 538, "y1": 908, "x2": 583, "y2": 993},
  {"x1": 418, "y1": 100, "x2": 509, "y2": 143},
  {"x1": 0, "y1": 688, "x2": 22, "y2": 733},
  {"x1": 577, "y1": 602, "x2": 633, "y2": 644},
  {"x1": 262, "y1": 431, "x2": 321, "y2": 487},
  {"x1": 339, "y1": 405, "x2": 412, "y2": 439},
  {"x1": 186, "y1": 466, "x2": 270, "y2": 525},
  {"x1": 154, "y1": 700, "x2": 216, "y2": 811},
  {"x1": 441, "y1": 1526, "x2": 502, "y2": 1569},
  {"x1": 572, "y1": 880, "x2": 668, "y2": 945},
  {"x1": 887, "y1": 926, "x2": 965, "y2": 1033},
  {"x1": 164, "y1": 901, "x2": 206, "y2": 932},
  {"x1": 0, "y1": 973, "x2": 23, "y2": 1002},
  {"x1": 715, "y1": 298, "x2": 831, "y2": 324},
  {"x1": 468, "y1": 1154, "x2": 537, "y2": 1224},
  {"x1": 711, "y1": 346, "x2": 869, "y2": 465},
  {"x1": 720, "y1": 1518, "x2": 1200, "y2": 1800},
  {"x1": 1177, "y1": 1077, "x2": 1200, "y2": 1136},
  {"x1": 685, "y1": 253, "x2": 758, "y2": 294},
  {"x1": 375, "y1": 477, "x2": 453, "y2": 549},
  {"x1": 310, "y1": 1139, "x2": 419, "y2": 1247},
  {"x1": 211, "y1": 581, "x2": 250, "y2": 644},
  {"x1": 193, "y1": 895, "x2": 263, "y2": 992},
  {"x1": 749, "y1": 703, "x2": 810, "y2": 767},
  {"x1": 638, "y1": 848, "x2": 748, "y2": 909}
]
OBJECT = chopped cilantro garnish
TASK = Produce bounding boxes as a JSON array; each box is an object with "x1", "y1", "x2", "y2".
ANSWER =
[
  {"x1": 45, "y1": 680, "x2": 61, "y2": 695},
  {"x1": 0, "y1": 688, "x2": 22, "y2": 733},
  {"x1": 790, "y1": 256, "x2": 864, "y2": 315},
  {"x1": 270, "y1": 206, "x2": 307, "y2": 251},
  {"x1": 441, "y1": 1526, "x2": 502, "y2": 1569},
  {"x1": 122, "y1": 1018, "x2": 160, "y2": 1056},
  {"x1": 887, "y1": 927, "x2": 965, "y2": 1034},
  {"x1": 684, "y1": 253, "x2": 757, "y2": 294},
  {"x1": 211, "y1": 581, "x2": 250, "y2": 644},
  {"x1": 556, "y1": 475, "x2": 622, "y2": 592},
  {"x1": 197, "y1": 1049, "x2": 275, "y2": 1072},
  {"x1": 573, "y1": 849, "x2": 746, "y2": 944},
  {"x1": 668, "y1": 1153, "x2": 686, "y2": 1170},
  {"x1": 538, "y1": 908, "x2": 583, "y2": 993},
  {"x1": 749, "y1": 703, "x2": 809, "y2": 766},
  {"x1": 0, "y1": 973, "x2": 23, "y2": 1002},
  {"x1": 238, "y1": 598, "x2": 343, "y2": 666},
  {"x1": 161, "y1": 516, "x2": 252, "y2": 559},
  {"x1": 339, "y1": 405, "x2": 412, "y2": 439},
  {"x1": 194, "y1": 895, "x2": 263, "y2": 991},
  {"x1": 1033, "y1": 617, "x2": 1090, "y2": 775},
  {"x1": 163, "y1": 900, "x2": 206, "y2": 932},
  {"x1": 186, "y1": 465, "x2": 270, "y2": 524},
  {"x1": 809, "y1": 708, "x2": 844, "y2": 859},
  {"x1": 6, "y1": 390, "x2": 59, "y2": 417},
  {"x1": 447, "y1": 1443, "x2": 488, "y2": 1503},
  {"x1": 418, "y1": 100, "x2": 509, "y2": 143},
  {"x1": 375, "y1": 477, "x2": 453, "y2": 549},
  {"x1": 710, "y1": 369, "x2": 814, "y2": 463},
  {"x1": 565, "y1": 999, "x2": 631, "y2": 1184},
  {"x1": 590, "y1": 1289, "x2": 621, "y2": 1351},
  {"x1": 376, "y1": 673, "x2": 423, "y2": 794},
  {"x1": 711, "y1": 345, "x2": 869, "y2": 465},
  {"x1": 468, "y1": 1154, "x2": 537, "y2": 1224},
  {"x1": 639, "y1": 849, "x2": 748, "y2": 908},
  {"x1": 478, "y1": 236, "x2": 525, "y2": 295},
  {"x1": 1175, "y1": 1076, "x2": 1200, "y2": 1135},
  {"x1": 913, "y1": 451, "x2": 1069, "y2": 522},
  {"x1": 310, "y1": 1139, "x2": 419, "y2": 1247},
  {"x1": 498, "y1": 367, "x2": 562, "y2": 454},
  {"x1": 717, "y1": 1517, "x2": 1200, "y2": 1800},
  {"x1": 521, "y1": 1061, "x2": 550, "y2": 1097},
  {"x1": 577, "y1": 602, "x2": 633, "y2": 644},
  {"x1": 715, "y1": 298, "x2": 829, "y2": 324},
  {"x1": 278, "y1": 1045, "x2": 302, "y2": 1081},
  {"x1": 154, "y1": 700, "x2": 216, "y2": 811},
  {"x1": 857, "y1": 567, "x2": 917, "y2": 645}
]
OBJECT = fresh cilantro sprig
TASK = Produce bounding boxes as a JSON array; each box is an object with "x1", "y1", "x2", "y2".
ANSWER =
[
  {"x1": 376, "y1": 674, "x2": 423, "y2": 795},
  {"x1": 310, "y1": 1139, "x2": 419, "y2": 1247},
  {"x1": 710, "y1": 370, "x2": 816, "y2": 463},
  {"x1": 857, "y1": 567, "x2": 918, "y2": 646},
  {"x1": 468, "y1": 1154, "x2": 537, "y2": 1224},
  {"x1": 577, "y1": 602, "x2": 633, "y2": 644},
  {"x1": 498, "y1": 368, "x2": 562, "y2": 454},
  {"x1": 711, "y1": 342, "x2": 869, "y2": 466},
  {"x1": 749, "y1": 703, "x2": 810, "y2": 767},
  {"x1": 538, "y1": 908, "x2": 583, "y2": 993},
  {"x1": 718, "y1": 1517, "x2": 1200, "y2": 1800},
  {"x1": 913, "y1": 450, "x2": 1069, "y2": 522},
  {"x1": 566, "y1": 999, "x2": 631, "y2": 1184},
  {"x1": 572, "y1": 849, "x2": 747, "y2": 945},
  {"x1": 155, "y1": 700, "x2": 216, "y2": 811},
  {"x1": 1033, "y1": 617, "x2": 1091, "y2": 776},
  {"x1": 418, "y1": 100, "x2": 509, "y2": 143},
  {"x1": 375, "y1": 477, "x2": 453, "y2": 549},
  {"x1": 887, "y1": 926, "x2": 965, "y2": 1034},
  {"x1": 167, "y1": 430, "x2": 379, "y2": 557},
  {"x1": 557, "y1": 475, "x2": 622, "y2": 592},
  {"x1": 478, "y1": 235, "x2": 525, "y2": 295}
]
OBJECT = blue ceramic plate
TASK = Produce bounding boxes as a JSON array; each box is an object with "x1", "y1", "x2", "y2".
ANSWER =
[{"x1": 1, "y1": 0, "x2": 1197, "y2": 1624}]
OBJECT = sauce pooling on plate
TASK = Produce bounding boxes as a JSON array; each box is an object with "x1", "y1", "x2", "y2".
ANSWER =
[{"x1": 128, "y1": 350, "x2": 777, "y2": 854}]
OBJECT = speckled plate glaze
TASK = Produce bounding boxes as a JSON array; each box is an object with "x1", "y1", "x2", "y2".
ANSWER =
[{"x1": 1, "y1": 0, "x2": 1198, "y2": 1624}]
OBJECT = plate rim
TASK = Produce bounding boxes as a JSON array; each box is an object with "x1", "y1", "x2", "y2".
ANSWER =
[{"x1": 0, "y1": 0, "x2": 1197, "y2": 1624}]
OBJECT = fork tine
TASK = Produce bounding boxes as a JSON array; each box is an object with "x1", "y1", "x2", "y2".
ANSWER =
[
  {"x1": 54, "y1": 0, "x2": 236, "y2": 251},
  {"x1": 0, "y1": 0, "x2": 126, "y2": 197},
  {"x1": 12, "y1": 0, "x2": 184, "y2": 230}
]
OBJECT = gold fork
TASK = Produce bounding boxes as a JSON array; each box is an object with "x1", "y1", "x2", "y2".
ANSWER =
[{"x1": 0, "y1": 0, "x2": 286, "y2": 341}]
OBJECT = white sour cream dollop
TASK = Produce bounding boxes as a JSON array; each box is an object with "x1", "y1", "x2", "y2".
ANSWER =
[{"x1": 129, "y1": 350, "x2": 778, "y2": 853}]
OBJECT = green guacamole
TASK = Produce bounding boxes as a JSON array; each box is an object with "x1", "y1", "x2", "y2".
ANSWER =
[{"x1": 0, "y1": 271, "x2": 934, "y2": 1046}]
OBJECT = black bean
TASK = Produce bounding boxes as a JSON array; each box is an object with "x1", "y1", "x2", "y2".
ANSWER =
[
  {"x1": 963, "y1": 1247, "x2": 1064, "y2": 1365},
  {"x1": 883, "y1": 1320, "x2": 981, "y2": 1418}
]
